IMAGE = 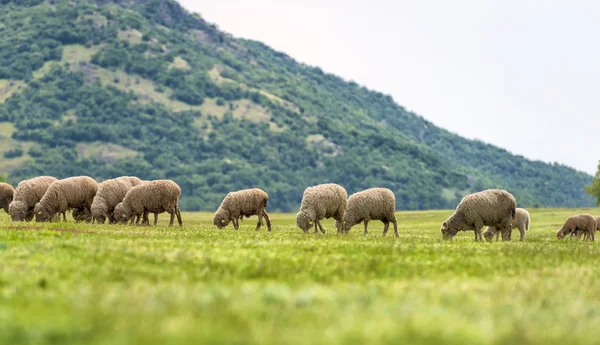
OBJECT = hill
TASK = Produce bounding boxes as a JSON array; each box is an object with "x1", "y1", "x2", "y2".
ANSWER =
[{"x1": 0, "y1": 0, "x2": 594, "y2": 211}]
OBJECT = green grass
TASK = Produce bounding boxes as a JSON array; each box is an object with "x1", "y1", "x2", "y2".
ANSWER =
[{"x1": 1, "y1": 208, "x2": 599, "y2": 345}]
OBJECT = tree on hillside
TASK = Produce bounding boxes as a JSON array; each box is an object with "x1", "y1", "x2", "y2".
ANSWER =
[{"x1": 584, "y1": 161, "x2": 600, "y2": 205}]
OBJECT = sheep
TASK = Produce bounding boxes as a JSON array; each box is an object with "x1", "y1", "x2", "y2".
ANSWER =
[
  {"x1": 0, "y1": 182, "x2": 15, "y2": 214},
  {"x1": 571, "y1": 216, "x2": 600, "y2": 239},
  {"x1": 91, "y1": 176, "x2": 143, "y2": 224},
  {"x1": 483, "y1": 208, "x2": 530, "y2": 242},
  {"x1": 440, "y1": 189, "x2": 516, "y2": 241},
  {"x1": 296, "y1": 183, "x2": 347, "y2": 234},
  {"x1": 213, "y1": 188, "x2": 271, "y2": 231},
  {"x1": 113, "y1": 180, "x2": 182, "y2": 227},
  {"x1": 8, "y1": 176, "x2": 58, "y2": 222},
  {"x1": 556, "y1": 214, "x2": 596, "y2": 241},
  {"x1": 34, "y1": 176, "x2": 98, "y2": 222},
  {"x1": 334, "y1": 188, "x2": 399, "y2": 237}
]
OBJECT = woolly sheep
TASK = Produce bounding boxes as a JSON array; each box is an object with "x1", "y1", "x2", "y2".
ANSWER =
[
  {"x1": 483, "y1": 208, "x2": 530, "y2": 242},
  {"x1": 91, "y1": 176, "x2": 143, "y2": 224},
  {"x1": 440, "y1": 189, "x2": 516, "y2": 241},
  {"x1": 0, "y1": 182, "x2": 15, "y2": 214},
  {"x1": 296, "y1": 183, "x2": 347, "y2": 234},
  {"x1": 34, "y1": 176, "x2": 98, "y2": 222},
  {"x1": 213, "y1": 188, "x2": 271, "y2": 231},
  {"x1": 113, "y1": 180, "x2": 182, "y2": 227},
  {"x1": 571, "y1": 216, "x2": 600, "y2": 239},
  {"x1": 9, "y1": 176, "x2": 58, "y2": 221},
  {"x1": 556, "y1": 214, "x2": 596, "y2": 241},
  {"x1": 334, "y1": 188, "x2": 399, "y2": 237}
]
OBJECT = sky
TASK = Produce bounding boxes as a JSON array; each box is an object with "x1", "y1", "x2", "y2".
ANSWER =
[{"x1": 179, "y1": 0, "x2": 600, "y2": 174}]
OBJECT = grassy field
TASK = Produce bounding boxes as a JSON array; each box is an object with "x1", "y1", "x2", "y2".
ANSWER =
[{"x1": 1, "y1": 208, "x2": 599, "y2": 345}]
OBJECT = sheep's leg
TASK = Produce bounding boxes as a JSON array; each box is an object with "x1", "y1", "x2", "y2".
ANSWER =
[
  {"x1": 364, "y1": 220, "x2": 369, "y2": 235},
  {"x1": 391, "y1": 218, "x2": 399, "y2": 238},
  {"x1": 382, "y1": 220, "x2": 389, "y2": 236},
  {"x1": 62, "y1": 212, "x2": 67, "y2": 222},
  {"x1": 317, "y1": 220, "x2": 326, "y2": 234},
  {"x1": 233, "y1": 217, "x2": 239, "y2": 230},
  {"x1": 169, "y1": 211, "x2": 175, "y2": 226},
  {"x1": 313, "y1": 221, "x2": 318, "y2": 234},
  {"x1": 519, "y1": 225, "x2": 525, "y2": 242},
  {"x1": 262, "y1": 210, "x2": 271, "y2": 231},
  {"x1": 255, "y1": 210, "x2": 264, "y2": 231},
  {"x1": 474, "y1": 223, "x2": 483, "y2": 242},
  {"x1": 154, "y1": 213, "x2": 159, "y2": 226}
]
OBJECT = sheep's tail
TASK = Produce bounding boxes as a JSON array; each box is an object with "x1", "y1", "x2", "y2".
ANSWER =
[
  {"x1": 264, "y1": 199, "x2": 268, "y2": 208},
  {"x1": 512, "y1": 206, "x2": 516, "y2": 218},
  {"x1": 525, "y1": 217, "x2": 530, "y2": 232}
]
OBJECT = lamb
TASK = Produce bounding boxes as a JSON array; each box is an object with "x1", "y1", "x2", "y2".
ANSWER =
[
  {"x1": 571, "y1": 216, "x2": 600, "y2": 239},
  {"x1": 440, "y1": 189, "x2": 516, "y2": 241},
  {"x1": 113, "y1": 180, "x2": 182, "y2": 226},
  {"x1": 483, "y1": 208, "x2": 530, "y2": 242},
  {"x1": 334, "y1": 188, "x2": 399, "y2": 237},
  {"x1": 91, "y1": 176, "x2": 143, "y2": 224},
  {"x1": 34, "y1": 176, "x2": 98, "y2": 222},
  {"x1": 556, "y1": 214, "x2": 596, "y2": 241},
  {"x1": 9, "y1": 176, "x2": 58, "y2": 222},
  {"x1": 213, "y1": 188, "x2": 271, "y2": 231},
  {"x1": 296, "y1": 183, "x2": 347, "y2": 234},
  {"x1": 0, "y1": 182, "x2": 15, "y2": 214}
]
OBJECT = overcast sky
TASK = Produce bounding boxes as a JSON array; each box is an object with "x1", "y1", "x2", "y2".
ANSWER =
[{"x1": 179, "y1": 0, "x2": 600, "y2": 175}]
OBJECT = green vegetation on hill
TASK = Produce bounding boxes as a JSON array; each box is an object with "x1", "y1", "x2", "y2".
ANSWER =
[{"x1": 0, "y1": 0, "x2": 594, "y2": 211}]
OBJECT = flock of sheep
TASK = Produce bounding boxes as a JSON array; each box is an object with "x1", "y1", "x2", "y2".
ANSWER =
[
  {"x1": 0, "y1": 178, "x2": 598, "y2": 241},
  {"x1": 0, "y1": 176, "x2": 182, "y2": 226}
]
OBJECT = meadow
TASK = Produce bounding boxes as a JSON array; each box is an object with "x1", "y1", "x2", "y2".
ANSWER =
[{"x1": 1, "y1": 208, "x2": 599, "y2": 345}]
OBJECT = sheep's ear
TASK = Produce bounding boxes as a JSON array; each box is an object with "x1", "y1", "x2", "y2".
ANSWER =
[{"x1": 442, "y1": 221, "x2": 447, "y2": 227}]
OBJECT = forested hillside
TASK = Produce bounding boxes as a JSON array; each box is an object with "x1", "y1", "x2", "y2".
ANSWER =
[{"x1": 0, "y1": 0, "x2": 593, "y2": 211}]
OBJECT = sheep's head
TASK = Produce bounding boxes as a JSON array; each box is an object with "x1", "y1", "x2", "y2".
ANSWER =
[
  {"x1": 113, "y1": 203, "x2": 131, "y2": 224},
  {"x1": 483, "y1": 229, "x2": 495, "y2": 242},
  {"x1": 440, "y1": 221, "x2": 457, "y2": 240},
  {"x1": 34, "y1": 202, "x2": 52, "y2": 222},
  {"x1": 334, "y1": 218, "x2": 349, "y2": 233},
  {"x1": 556, "y1": 226, "x2": 569, "y2": 240},
  {"x1": 8, "y1": 201, "x2": 27, "y2": 222},
  {"x1": 213, "y1": 213, "x2": 230, "y2": 229},
  {"x1": 92, "y1": 209, "x2": 107, "y2": 224},
  {"x1": 296, "y1": 212, "x2": 314, "y2": 233}
]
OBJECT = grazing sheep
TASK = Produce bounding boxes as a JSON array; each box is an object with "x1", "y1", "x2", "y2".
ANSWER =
[
  {"x1": 113, "y1": 180, "x2": 182, "y2": 227},
  {"x1": 483, "y1": 208, "x2": 531, "y2": 242},
  {"x1": 440, "y1": 189, "x2": 516, "y2": 241},
  {"x1": 34, "y1": 176, "x2": 98, "y2": 222},
  {"x1": 9, "y1": 176, "x2": 58, "y2": 222},
  {"x1": 213, "y1": 188, "x2": 271, "y2": 231},
  {"x1": 296, "y1": 183, "x2": 347, "y2": 234},
  {"x1": 572, "y1": 216, "x2": 600, "y2": 239},
  {"x1": 556, "y1": 214, "x2": 596, "y2": 241},
  {"x1": 91, "y1": 176, "x2": 143, "y2": 224},
  {"x1": 0, "y1": 183, "x2": 15, "y2": 214},
  {"x1": 334, "y1": 188, "x2": 399, "y2": 237}
]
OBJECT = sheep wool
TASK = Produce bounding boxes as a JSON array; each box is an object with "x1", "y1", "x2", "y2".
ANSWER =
[
  {"x1": 213, "y1": 188, "x2": 271, "y2": 231},
  {"x1": 336, "y1": 188, "x2": 399, "y2": 237},
  {"x1": 556, "y1": 214, "x2": 596, "y2": 241},
  {"x1": 91, "y1": 176, "x2": 143, "y2": 224},
  {"x1": 0, "y1": 182, "x2": 15, "y2": 214},
  {"x1": 483, "y1": 208, "x2": 530, "y2": 242},
  {"x1": 9, "y1": 176, "x2": 58, "y2": 222},
  {"x1": 296, "y1": 183, "x2": 347, "y2": 234},
  {"x1": 34, "y1": 176, "x2": 98, "y2": 222},
  {"x1": 440, "y1": 189, "x2": 516, "y2": 241},
  {"x1": 113, "y1": 180, "x2": 182, "y2": 227},
  {"x1": 572, "y1": 216, "x2": 600, "y2": 238}
]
